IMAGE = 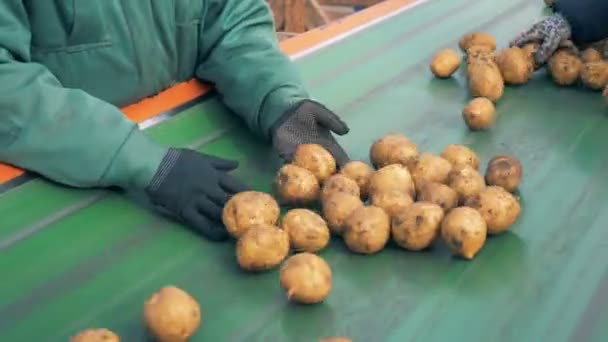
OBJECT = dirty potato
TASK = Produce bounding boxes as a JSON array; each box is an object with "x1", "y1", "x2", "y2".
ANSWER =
[
  {"x1": 548, "y1": 50, "x2": 583, "y2": 86},
  {"x1": 144, "y1": 286, "x2": 201, "y2": 342},
  {"x1": 369, "y1": 133, "x2": 418, "y2": 168},
  {"x1": 406, "y1": 152, "x2": 453, "y2": 188},
  {"x1": 370, "y1": 189, "x2": 414, "y2": 218},
  {"x1": 462, "y1": 97, "x2": 496, "y2": 130},
  {"x1": 321, "y1": 174, "x2": 361, "y2": 202},
  {"x1": 484, "y1": 155, "x2": 523, "y2": 192},
  {"x1": 281, "y1": 209, "x2": 330, "y2": 253},
  {"x1": 496, "y1": 47, "x2": 534, "y2": 85},
  {"x1": 275, "y1": 164, "x2": 321, "y2": 205},
  {"x1": 447, "y1": 165, "x2": 486, "y2": 204},
  {"x1": 319, "y1": 337, "x2": 352, "y2": 342},
  {"x1": 467, "y1": 62, "x2": 504, "y2": 102},
  {"x1": 581, "y1": 61, "x2": 608, "y2": 90},
  {"x1": 293, "y1": 143, "x2": 337, "y2": 182},
  {"x1": 441, "y1": 207, "x2": 487, "y2": 260},
  {"x1": 322, "y1": 192, "x2": 364, "y2": 235},
  {"x1": 391, "y1": 202, "x2": 445, "y2": 251},
  {"x1": 222, "y1": 191, "x2": 280, "y2": 238},
  {"x1": 459, "y1": 32, "x2": 496, "y2": 53},
  {"x1": 440, "y1": 144, "x2": 480, "y2": 170},
  {"x1": 70, "y1": 329, "x2": 120, "y2": 342},
  {"x1": 339, "y1": 160, "x2": 374, "y2": 199},
  {"x1": 416, "y1": 182, "x2": 459, "y2": 212},
  {"x1": 582, "y1": 48, "x2": 603, "y2": 63},
  {"x1": 236, "y1": 224, "x2": 290, "y2": 271},
  {"x1": 280, "y1": 252, "x2": 332, "y2": 304},
  {"x1": 430, "y1": 48, "x2": 462, "y2": 78},
  {"x1": 465, "y1": 186, "x2": 521, "y2": 235},
  {"x1": 522, "y1": 43, "x2": 539, "y2": 60},
  {"x1": 368, "y1": 164, "x2": 416, "y2": 198},
  {"x1": 343, "y1": 206, "x2": 391, "y2": 254},
  {"x1": 467, "y1": 45, "x2": 496, "y2": 66}
]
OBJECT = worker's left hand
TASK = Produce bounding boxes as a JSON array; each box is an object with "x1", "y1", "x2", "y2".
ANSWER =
[
  {"x1": 271, "y1": 99, "x2": 350, "y2": 167},
  {"x1": 509, "y1": 13, "x2": 574, "y2": 66}
]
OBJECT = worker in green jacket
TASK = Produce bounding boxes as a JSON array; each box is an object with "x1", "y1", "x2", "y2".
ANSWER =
[{"x1": 0, "y1": 1, "x2": 350, "y2": 241}]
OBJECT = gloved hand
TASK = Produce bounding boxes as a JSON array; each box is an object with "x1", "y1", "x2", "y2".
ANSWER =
[
  {"x1": 145, "y1": 148, "x2": 249, "y2": 241},
  {"x1": 509, "y1": 13, "x2": 577, "y2": 66},
  {"x1": 271, "y1": 99, "x2": 350, "y2": 167}
]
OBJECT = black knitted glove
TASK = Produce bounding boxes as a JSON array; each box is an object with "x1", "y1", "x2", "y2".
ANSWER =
[
  {"x1": 145, "y1": 148, "x2": 249, "y2": 241},
  {"x1": 509, "y1": 13, "x2": 576, "y2": 66},
  {"x1": 271, "y1": 100, "x2": 350, "y2": 167}
]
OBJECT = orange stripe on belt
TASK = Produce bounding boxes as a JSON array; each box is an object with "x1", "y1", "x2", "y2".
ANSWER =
[{"x1": 0, "y1": 0, "x2": 421, "y2": 186}]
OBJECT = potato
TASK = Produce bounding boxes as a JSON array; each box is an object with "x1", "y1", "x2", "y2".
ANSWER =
[
  {"x1": 462, "y1": 97, "x2": 496, "y2": 130},
  {"x1": 321, "y1": 174, "x2": 360, "y2": 201},
  {"x1": 459, "y1": 32, "x2": 496, "y2": 53},
  {"x1": 440, "y1": 144, "x2": 480, "y2": 170},
  {"x1": 467, "y1": 54, "x2": 501, "y2": 74},
  {"x1": 236, "y1": 224, "x2": 290, "y2": 271},
  {"x1": 447, "y1": 165, "x2": 486, "y2": 204},
  {"x1": 343, "y1": 206, "x2": 391, "y2": 254},
  {"x1": 548, "y1": 50, "x2": 582, "y2": 86},
  {"x1": 441, "y1": 207, "x2": 487, "y2": 259},
  {"x1": 522, "y1": 43, "x2": 542, "y2": 70},
  {"x1": 322, "y1": 192, "x2": 364, "y2": 235},
  {"x1": 281, "y1": 209, "x2": 330, "y2": 253},
  {"x1": 144, "y1": 286, "x2": 201, "y2": 342},
  {"x1": 430, "y1": 48, "x2": 462, "y2": 78},
  {"x1": 339, "y1": 160, "x2": 374, "y2": 199},
  {"x1": 280, "y1": 252, "x2": 332, "y2": 304},
  {"x1": 406, "y1": 152, "x2": 452, "y2": 188},
  {"x1": 467, "y1": 44, "x2": 495, "y2": 58},
  {"x1": 484, "y1": 155, "x2": 522, "y2": 192},
  {"x1": 466, "y1": 46, "x2": 496, "y2": 67},
  {"x1": 319, "y1": 337, "x2": 352, "y2": 342},
  {"x1": 522, "y1": 43, "x2": 539, "y2": 60},
  {"x1": 582, "y1": 48, "x2": 602, "y2": 63},
  {"x1": 465, "y1": 186, "x2": 521, "y2": 235},
  {"x1": 391, "y1": 202, "x2": 444, "y2": 251},
  {"x1": 275, "y1": 164, "x2": 321, "y2": 205},
  {"x1": 70, "y1": 329, "x2": 119, "y2": 342},
  {"x1": 222, "y1": 191, "x2": 280, "y2": 238},
  {"x1": 467, "y1": 62, "x2": 504, "y2": 102},
  {"x1": 416, "y1": 182, "x2": 459, "y2": 212},
  {"x1": 496, "y1": 47, "x2": 533, "y2": 85},
  {"x1": 369, "y1": 133, "x2": 418, "y2": 168},
  {"x1": 369, "y1": 164, "x2": 416, "y2": 198},
  {"x1": 293, "y1": 144, "x2": 336, "y2": 182},
  {"x1": 370, "y1": 189, "x2": 414, "y2": 218},
  {"x1": 581, "y1": 61, "x2": 608, "y2": 90}
]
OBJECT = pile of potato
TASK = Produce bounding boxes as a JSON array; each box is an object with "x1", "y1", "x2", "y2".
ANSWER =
[
  {"x1": 221, "y1": 138, "x2": 523, "y2": 305},
  {"x1": 430, "y1": 31, "x2": 608, "y2": 130},
  {"x1": 366, "y1": 134, "x2": 523, "y2": 260}
]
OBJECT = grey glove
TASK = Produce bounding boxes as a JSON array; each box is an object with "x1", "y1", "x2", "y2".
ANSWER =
[
  {"x1": 271, "y1": 100, "x2": 350, "y2": 167},
  {"x1": 509, "y1": 13, "x2": 577, "y2": 66}
]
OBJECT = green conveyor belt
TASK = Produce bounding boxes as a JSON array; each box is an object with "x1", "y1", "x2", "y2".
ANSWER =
[{"x1": 1, "y1": 0, "x2": 608, "y2": 341}]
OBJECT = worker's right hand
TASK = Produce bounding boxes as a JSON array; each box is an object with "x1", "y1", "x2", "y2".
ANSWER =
[
  {"x1": 509, "y1": 13, "x2": 573, "y2": 66},
  {"x1": 145, "y1": 148, "x2": 250, "y2": 241}
]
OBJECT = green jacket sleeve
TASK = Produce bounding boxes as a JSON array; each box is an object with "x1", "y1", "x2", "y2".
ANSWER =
[
  {"x1": 0, "y1": 1, "x2": 167, "y2": 190},
  {"x1": 196, "y1": 0, "x2": 310, "y2": 140}
]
